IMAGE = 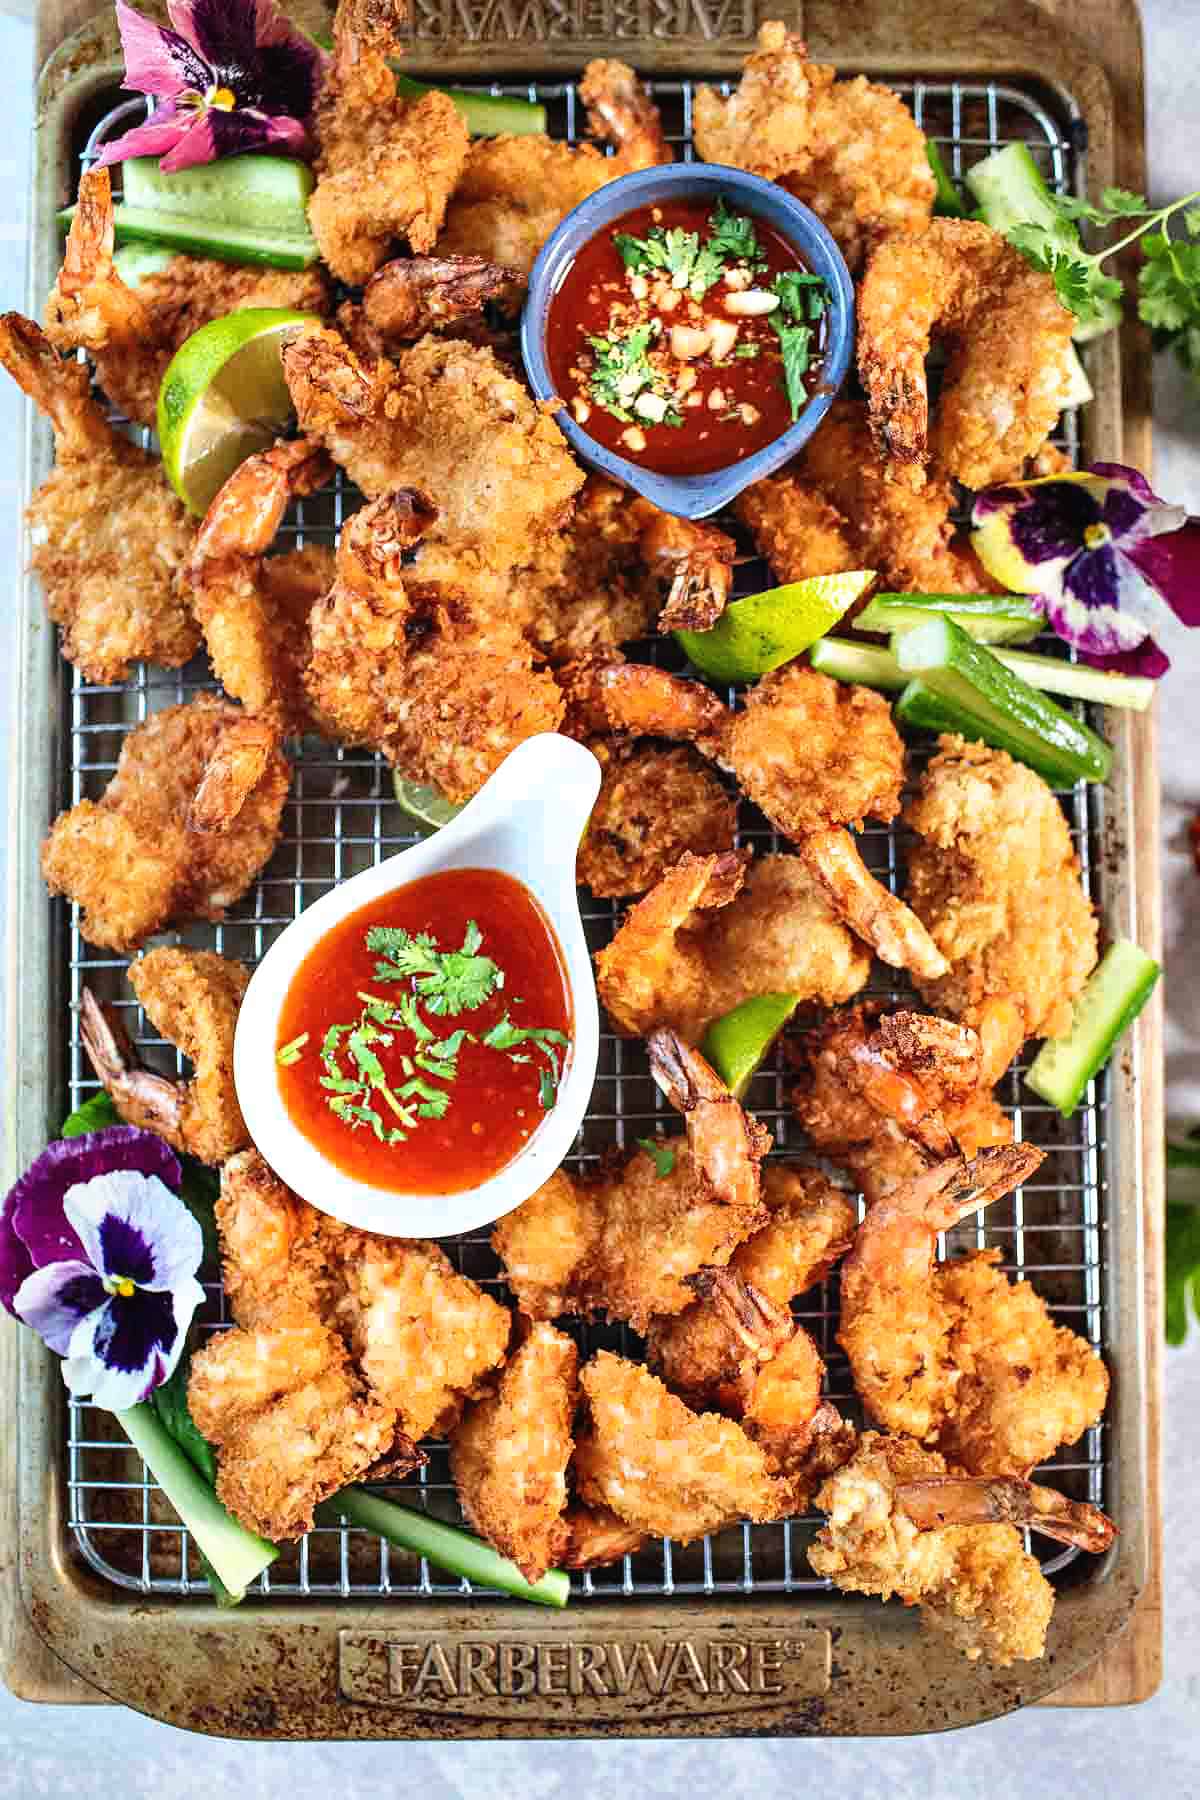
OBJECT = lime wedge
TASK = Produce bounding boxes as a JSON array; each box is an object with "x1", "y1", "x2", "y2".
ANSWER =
[
  {"x1": 676, "y1": 571, "x2": 876, "y2": 683},
  {"x1": 392, "y1": 772, "x2": 464, "y2": 835},
  {"x1": 157, "y1": 307, "x2": 320, "y2": 515},
  {"x1": 701, "y1": 993, "x2": 801, "y2": 1098}
]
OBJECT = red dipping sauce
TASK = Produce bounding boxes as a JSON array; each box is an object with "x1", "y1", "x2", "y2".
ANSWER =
[
  {"x1": 276, "y1": 868, "x2": 572, "y2": 1196},
  {"x1": 546, "y1": 195, "x2": 828, "y2": 477}
]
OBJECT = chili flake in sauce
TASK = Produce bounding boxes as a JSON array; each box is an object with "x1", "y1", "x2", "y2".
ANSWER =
[
  {"x1": 546, "y1": 195, "x2": 829, "y2": 477},
  {"x1": 275, "y1": 868, "x2": 572, "y2": 1195}
]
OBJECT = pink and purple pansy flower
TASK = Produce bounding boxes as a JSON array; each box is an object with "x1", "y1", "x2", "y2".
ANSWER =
[
  {"x1": 0, "y1": 1128, "x2": 205, "y2": 1411},
  {"x1": 94, "y1": 0, "x2": 328, "y2": 174},
  {"x1": 972, "y1": 463, "x2": 1200, "y2": 678}
]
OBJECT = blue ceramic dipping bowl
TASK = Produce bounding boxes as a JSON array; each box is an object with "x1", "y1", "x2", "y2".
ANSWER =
[{"x1": 520, "y1": 162, "x2": 855, "y2": 521}]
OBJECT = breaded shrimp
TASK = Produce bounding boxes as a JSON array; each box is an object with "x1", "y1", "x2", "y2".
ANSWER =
[
  {"x1": 308, "y1": 0, "x2": 469, "y2": 282},
  {"x1": 41, "y1": 698, "x2": 289, "y2": 952},
  {"x1": 595, "y1": 849, "x2": 871, "y2": 1041},
  {"x1": 558, "y1": 654, "x2": 731, "y2": 746},
  {"x1": 525, "y1": 477, "x2": 736, "y2": 662},
  {"x1": 648, "y1": 1028, "x2": 772, "y2": 1217},
  {"x1": 647, "y1": 1164, "x2": 855, "y2": 1404},
  {"x1": 450, "y1": 1323, "x2": 579, "y2": 1584},
  {"x1": 560, "y1": 1505, "x2": 647, "y2": 1570},
  {"x1": 0, "y1": 313, "x2": 197, "y2": 683},
  {"x1": 492, "y1": 1138, "x2": 768, "y2": 1333},
  {"x1": 304, "y1": 491, "x2": 564, "y2": 803},
  {"x1": 736, "y1": 399, "x2": 996, "y2": 593},
  {"x1": 904, "y1": 736, "x2": 1099, "y2": 1044},
  {"x1": 437, "y1": 61, "x2": 671, "y2": 276},
  {"x1": 282, "y1": 326, "x2": 583, "y2": 598},
  {"x1": 318, "y1": 1227, "x2": 512, "y2": 1441},
  {"x1": 188, "y1": 1153, "x2": 419, "y2": 1540},
  {"x1": 188, "y1": 437, "x2": 333, "y2": 728},
  {"x1": 79, "y1": 948, "x2": 250, "y2": 1164},
  {"x1": 574, "y1": 1352, "x2": 794, "y2": 1542},
  {"x1": 858, "y1": 219, "x2": 1076, "y2": 489},
  {"x1": 45, "y1": 168, "x2": 329, "y2": 427},
  {"x1": 351, "y1": 254, "x2": 521, "y2": 351},
  {"x1": 693, "y1": 25, "x2": 934, "y2": 271},
  {"x1": 809, "y1": 1433, "x2": 1062, "y2": 1666},
  {"x1": 792, "y1": 1005, "x2": 1012, "y2": 1207},
  {"x1": 838, "y1": 1147, "x2": 1109, "y2": 1475},
  {"x1": 577, "y1": 741, "x2": 737, "y2": 898}
]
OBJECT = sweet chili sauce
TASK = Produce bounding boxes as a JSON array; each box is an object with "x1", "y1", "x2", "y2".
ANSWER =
[
  {"x1": 275, "y1": 868, "x2": 572, "y2": 1195},
  {"x1": 546, "y1": 196, "x2": 828, "y2": 477}
]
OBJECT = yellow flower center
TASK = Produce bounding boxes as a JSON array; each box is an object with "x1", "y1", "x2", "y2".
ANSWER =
[
  {"x1": 1083, "y1": 522, "x2": 1111, "y2": 550},
  {"x1": 104, "y1": 1275, "x2": 137, "y2": 1298},
  {"x1": 209, "y1": 86, "x2": 237, "y2": 111}
]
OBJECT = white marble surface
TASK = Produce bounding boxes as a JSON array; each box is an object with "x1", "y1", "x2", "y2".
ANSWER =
[{"x1": 2, "y1": 5, "x2": 1200, "y2": 1791}]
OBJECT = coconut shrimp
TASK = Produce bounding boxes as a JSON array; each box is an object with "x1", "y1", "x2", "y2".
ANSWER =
[
  {"x1": 792, "y1": 1005, "x2": 1012, "y2": 1208},
  {"x1": 577, "y1": 741, "x2": 737, "y2": 898},
  {"x1": 308, "y1": 0, "x2": 469, "y2": 283},
  {"x1": 347, "y1": 254, "x2": 522, "y2": 353},
  {"x1": 437, "y1": 61, "x2": 671, "y2": 277},
  {"x1": 304, "y1": 491, "x2": 564, "y2": 804},
  {"x1": 558, "y1": 654, "x2": 730, "y2": 746},
  {"x1": 188, "y1": 438, "x2": 333, "y2": 729},
  {"x1": 693, "y1": 25, "x2": 934, "y2": 272},
  {"x1": 838, "y1": 1148, "x2": 1110, "y2": 1477},
  {"x1": 0, "y1": 313, "x2": 197, "y2": 684},
  {"x1": 526, "y1": 480, "x2": 736, "y2": 663},
  {"x1": 42, "y1": 699, "x2": 288, "y2": 952},
  {"x1": 574, "y1": 1352, "x2": 794, "y2": 1543},
  {"x1": 736, "y1": 399, "x2": 995, "y2": 593},
  {"x1": 449, "y1": 1323, "x2": 579, "y2": 1585},
  {"x1": 492, "y1": 1038, "x2": 770, "y2": 1331},
  {"x1": 648, "y1": 1164, "x2": 855, "y2": 1405},
  {"x1": 595, "y1": 849, "x2": 871, "y2": 1042},
  {"x1": 858, "y1": 218, "x2": 1076, "y2": 489},
  {"x1": 560, "y1": 1505, "x2": 647, "y2": 1570},
  {"x1": 808, "y1": 1432, "x2": 1113, "y2": 1666},
  {"x1": 79, "y1": 948, "x2": 251, "y2": 1165},
  {"x1": 904, "y1": 736, "x2": 1099, "y2": 1045},
  {"x1": 44, "y1": 168, "x2": 329, "y2": 427}
]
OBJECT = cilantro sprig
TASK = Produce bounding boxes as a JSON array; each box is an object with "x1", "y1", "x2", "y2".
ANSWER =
[
  {"x1": 367, "y1": 919, "x2": 503, "y2": 1014},
  {"x1": 612, "y1": 196, "x2": 766, "y2": 302},
  {"x1": 481, "y1": 1013, "x2": 570, "y2": 1109},
  {"x1": 769, "y1": 270, "x2": 827, "y2": 420}
]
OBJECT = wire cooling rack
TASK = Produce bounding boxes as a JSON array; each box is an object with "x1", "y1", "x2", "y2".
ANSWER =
[{"x1": 61, "y1": 71, "x2": 1105, "y2": 1603}]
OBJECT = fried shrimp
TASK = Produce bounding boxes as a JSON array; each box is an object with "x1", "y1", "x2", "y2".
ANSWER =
[
  {"x1": 595, "y1": 849, "x2": 871, "y2": 1041},
  {"x1": 736, "y1": 399, "x2": 995, "y2": 593},
  {"x1": 450, "y1": 1323, "x2": 579, "y2": 1584},
  {"x1": 525, "y1": 478, "x2": 736, "y2": 662},
  {"x1": 858, "y1": 218, "x2": 1076, "y2": 489},
  {"x1": 560, "y1": 1505, "x2": 647, "y2": 1570},
  {"x1": 304, "y1": 491, "x2": 564, "y2": 803},
  {"x1": 809, "y1": 1433, "x2": 1059, "y2": 1666},
  {"x1": 79, "y1": 949, "x2": 250, "y2": 1164},
  {"x1": 0, "y1": 312, "x2": 197, "y2": 684},
  {"x1": 318, "y1": 1227, "x2": 512, "y2": 1441},
  {"x1": 559, "y1": 654, "x2": 731, "y2": 746},
  {"x1": 647, "y1": 1164, "x2": 855, "y2": 1405},
  {"x1": 838, "y1": 1147, "x2": 1109, "y2": 1475},
  {"x1": 792, "y1": 1005, "x2": 1011, "y2": 1208},
  {"x1": 188, "y1": 1153, "x2": 420, "y2": 1540},
  {"x1": 577, "y1": 742, "x2": 737, "y2": 898},
  {"x1": 574, "y1": 1352, "x2": 794, "y2": 1542},
  {"x1": 437, "y1": 61, "x2": 670, "y2": 276},
  {"x1": 282, "y1": 326, "x2": 583, "y2": 598},
  {"x1": 188, "y1": 438, "x2": 334, "y2": 728},
  {"x1": 351, "y1": 254, "x2": 521, "y2": 351},
  {"x1": 41, "y1": 698, "x2": 289, "y2": 952},
  {"x1": 904, "y1": 736, "x2": 1099, "y2": 1044},
  {"x1": 493, "y1": 1042, "x2": 769, "y2": 1331},
  {"x1": 308, "y1": 0, "x2": 469, "y2": 282},
  {"x1": 45, "y1": 168, "x2": 329, "y2": 427},
  {"x1": 693, "y1": 25, "x2": 934, "y2": 271}
]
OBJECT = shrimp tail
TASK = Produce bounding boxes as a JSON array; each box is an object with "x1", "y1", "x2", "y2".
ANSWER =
[
  {"x1": 895, "y1": 1474, "x2": 1117, "y2": 1555},
  {"x1": 79, "y1": 988, "x2": 185, "y2": 1140}
]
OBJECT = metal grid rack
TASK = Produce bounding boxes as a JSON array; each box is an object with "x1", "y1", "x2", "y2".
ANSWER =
[{"x1": 62, "y1": 70, "x2": 1104, "y2": 1605}]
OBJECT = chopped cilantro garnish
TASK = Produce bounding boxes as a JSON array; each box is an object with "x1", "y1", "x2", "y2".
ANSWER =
[
  {"x1": 367, "y1": 920, "x2": 502, "y2": 1015},
  {"x1": 772, "y1": 319, "x2": 814, "y2": 420},
  {"x1": 636, "y1": 1138, "x2": 676, "y2": 1177},
  {"x1": 585, "y1": 323, "x2": 668, "y2": 423},
  {"x1": 772, "y1": 269, "x2": 828, "y2": 321},
  {"x1": 276, "y1": 1032, "x2": 308, "y2": 1067},
  {"x1": 482, "y1": 1013, "x2": 570, "y2": 1108},
  {"x1": 733, "y1": 342, "x2": 761, "y2": 359},
  {"x1": 611, "y1": 196, "x2": 766, "y2": 305},
  {"x1": 707, "y1": 196, "x2": 765, "y2": 267}
]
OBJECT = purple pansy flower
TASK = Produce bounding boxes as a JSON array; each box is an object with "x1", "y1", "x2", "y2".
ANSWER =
[
  {"x1": 93, "y1": 0, "x2": 328, "y2": 174},
  {"x1": 972, "y1": 463, "x2": 1200, "y2": 678},
  {"x1": 1, "y1": 1129, "x2": 205, "y2": 1411}
]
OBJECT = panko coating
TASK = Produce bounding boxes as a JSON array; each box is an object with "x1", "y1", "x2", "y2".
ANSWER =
[
  {"x1": 450, "y1": 1322, "x2": 579, "y2": 1583},
  {"x1": 577, "y1": 743, "x2": 737, "y2": 897}
]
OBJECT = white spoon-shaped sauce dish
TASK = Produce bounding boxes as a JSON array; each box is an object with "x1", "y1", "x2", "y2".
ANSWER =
[{"x1": 234, "y1": 734, "x2": 602, "y2": 1237}]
